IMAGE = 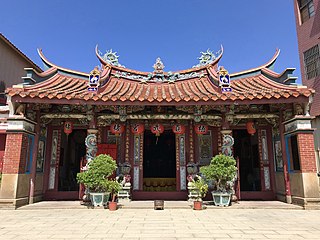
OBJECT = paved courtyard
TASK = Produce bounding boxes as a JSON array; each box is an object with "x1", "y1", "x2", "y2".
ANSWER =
[{"x1": 0, "y1": 204, "x2": 320, "y2": 240}]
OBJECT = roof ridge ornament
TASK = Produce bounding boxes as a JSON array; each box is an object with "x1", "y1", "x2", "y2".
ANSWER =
[
  {"x1": 218, "y1": 66, "x2": 232, "y2": 92},
  {"x1": 88, "y1": 66, "x2": 101, "y2": 92},
  {"x1": 153, "y1": 57, "x2": 165, "y2": 74},
  {"x1": 100, "y1": 49, "x2": 125, "y2": 68},
  {"x1": 193, "y1": 48, "x2": 222, "y2": 68}
]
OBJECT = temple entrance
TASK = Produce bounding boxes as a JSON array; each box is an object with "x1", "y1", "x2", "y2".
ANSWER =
[
  {"x1": 143, "y1": 130, "x2": 176, "y2": 192},
  {"x1": 233, "y1": 129, "x2": 261, "y2": 195},
  {"x1": 58, "y1": 129, "x2": 86, "y2": 193}
]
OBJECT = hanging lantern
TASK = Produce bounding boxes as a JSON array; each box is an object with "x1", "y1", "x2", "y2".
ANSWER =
[
  {"x1": 131, "y1": 123, "x2": 145, "y2": 135},
  {"x1": 172, "y1": 124, "x2": 185, "y2": 135},
  {"x1": 64, "y1": 121, "x2": 73, "y2": 135},
  {"x1": 194, "y1": 124, "x2": 208, "y2": 135},
  {"x1": 246, "y1": 121, "x2": 256, "y2": 135},
  {"x1": 150, "y1": 123, "x2": 164, "y2": 137},
  {"x1": 110, "y1": 123, "x2": 125, "y2": 136}
]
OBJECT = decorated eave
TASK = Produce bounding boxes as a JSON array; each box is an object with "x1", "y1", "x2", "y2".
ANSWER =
[{"x1": 6, "y1": 47, "x2": 314, "y2": 106}]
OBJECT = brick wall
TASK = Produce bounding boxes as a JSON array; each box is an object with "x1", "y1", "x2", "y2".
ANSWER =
[
  {"x1": 297, "y1": 133, "x2": 317, "y2": 172},
  {"x1": 293, "y1": 0, "x2": 320, "y2": 116},
  {"x1": 2, "y1": 133, "x2": 28, "y2": 174}
]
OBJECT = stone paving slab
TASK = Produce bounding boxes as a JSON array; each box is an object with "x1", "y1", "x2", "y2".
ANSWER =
[{"x1": 0, "y1": 207, "x2": 319, "y2": 239}]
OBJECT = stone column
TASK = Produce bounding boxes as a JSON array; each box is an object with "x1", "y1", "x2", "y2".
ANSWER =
[
  {"x1": 284, "y1": 116, "x2": 320, "y2": 209},
  {"x1": 29, "y1": 110, "x2": 40, "y2": 204},
  {"x1": 0, "y1": 117, "x2": 36, "y2": 208}
]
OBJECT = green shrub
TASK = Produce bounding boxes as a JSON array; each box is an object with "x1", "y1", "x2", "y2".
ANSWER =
[
  {"x1": 192, "y1": 175, "x2": 208, "y2": 200},
  {"x1": 76, "y1": 154, "x2": 118, "y2": 193},
  {"x1": 200, "y1": 154, "x2": 237, "y2": 192}
]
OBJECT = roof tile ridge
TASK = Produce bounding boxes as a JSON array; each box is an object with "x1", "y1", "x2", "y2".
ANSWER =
[
  {"x1": 261, "y1": 67, "x2": 280, "y2": 78},
  {"x1": 23, "y1": 73, "x2": 61, "y2": 90},
  {"x1": 188, "y1": 81, "x2": 202, "y2": 101},
  {"x1": 258, "y1": 74, "x2": 305, "y2": 90},
  {"x1": 38, "y1": 49, "x2": 89, "y2": 77},
  {"x1": 24, "y1": 66, "x2": 57, "y2": 78},
  {"x1": 100, "y1": 66, "x2": 112, "y2": 81},
  {"x1": 194, "y1": 79, "x2": 210, "y2": 96},
  {"x1": 100, "y1": 78, "x2": 117, "y2": 95},
  {"x1": 97, "y1": 45, "x2": 223, "y2": 75},
  {"x1": 230, "y1": 49, "x2": 280, "y2": 77}
]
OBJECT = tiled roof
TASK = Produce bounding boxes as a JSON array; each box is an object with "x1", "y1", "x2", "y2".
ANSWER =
[{"x1": 6, "y1": 70, "x2": 314, "y2": 105}]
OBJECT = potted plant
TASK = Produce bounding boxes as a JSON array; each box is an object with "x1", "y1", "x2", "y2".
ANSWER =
[
  {"x1": 76, "y1": 154, "x2": 117, "y2": 207},
  {"x1": 107, "y1": 180, "x2": 121, "y2": 211},
  {"x1": 200, "y1": 154, "x2": 237, "y2": 207},
  {"x1": 189, "y1": 175, "x2": 208, "y2": 210}
]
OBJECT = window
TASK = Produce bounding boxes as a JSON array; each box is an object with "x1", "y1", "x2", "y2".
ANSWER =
[
  {"x1": 0, "y1": 81, "x2": 6, "y2": 105},
  {"x1": 304, "y1": 45, "x2": 320, "y2": 80},
  {"x1": 25, "y1": 135, "x2": 34, "y2": 173},
  {"x1": 289, "y1": 135, "x2": 301, "y2": 171},
  {"x1": 298, "y1": 0, "x2": 315, "y2": 23}
]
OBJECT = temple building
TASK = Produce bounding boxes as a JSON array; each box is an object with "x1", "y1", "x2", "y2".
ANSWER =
[{"x1": 0, "y1": 45, "x2": 319, "y2": 209}]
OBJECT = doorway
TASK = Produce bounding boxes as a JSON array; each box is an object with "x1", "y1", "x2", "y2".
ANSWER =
[
  {"x1": 233, "y1": 129, "x2": 261, "y2": 192},
  {"x1": 58, "y1": 129, "x2": 86, "y2": 192},
  {"x1": 143, "y1": 130, "x2": 176, "y2": 191}
]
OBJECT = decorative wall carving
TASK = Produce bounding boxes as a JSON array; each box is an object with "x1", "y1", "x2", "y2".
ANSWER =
[{"x1": 198, "y1": 131, "x2": 213, "y2": 165}]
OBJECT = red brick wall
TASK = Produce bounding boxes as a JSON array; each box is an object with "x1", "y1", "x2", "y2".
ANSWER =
[
  {"x1": 2, "y1": 133, "x2": 28, "y2": 174},
  {"x1": 293, "y1": 0, "x2": 320, "y2": 116},
  {"x1": 297, "y1": 133, "x2": 317, "y2": 172}
]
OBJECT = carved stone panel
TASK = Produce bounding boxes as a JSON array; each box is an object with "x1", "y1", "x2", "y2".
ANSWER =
[
  {"x1": 198, "y1": 130, "x2": 213, "y2": 165},
  {"x1": 264, "y1": 167, "x2": 271, "y2": 190},
  {"x1": 180, "y1": 166, "x2": 186, "y2": 190},
  {"x1": 133, "y1": 166, "x2": 139, "y2": 190}
]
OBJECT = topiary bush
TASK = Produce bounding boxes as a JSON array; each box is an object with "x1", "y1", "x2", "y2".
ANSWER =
[{"x1": 200, "y1": 154, "x2": 237, "y2": 192}]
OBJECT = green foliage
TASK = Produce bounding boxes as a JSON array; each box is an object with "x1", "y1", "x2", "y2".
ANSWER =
[
  {"x1": 192, "y1": 176, "x2": 208, "y2": 200},
  {"x1": 200, "y1": 154, "x2": 237, "y2": 192},
  {"x1": 76, "y1": 154, "x2": 119, "y2": 193}
]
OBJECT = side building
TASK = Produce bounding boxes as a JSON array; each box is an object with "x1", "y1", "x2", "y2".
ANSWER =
[
  {"x1": 0, "y1": 33, "x2": 42, "y2": 179},
  {"x1": 293, "y1": 0, "x2": 320, "y2": 175}
]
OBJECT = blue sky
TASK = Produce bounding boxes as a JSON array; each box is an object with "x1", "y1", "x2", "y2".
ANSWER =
[{"x1": 1, "y1": 1, "x2": 301, "y2": 82}]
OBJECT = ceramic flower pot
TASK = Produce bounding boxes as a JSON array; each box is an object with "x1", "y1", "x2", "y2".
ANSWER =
[
  {"x1": 108, "y1": 201, "x2": 117, "y2": 211},
  {"x1": 211, "y1": 191, "x2": 232, "y2": 207},
  {"x1": 89, "y1": 192, "x2": 110, "y2": 207},
  {"x1": 193, "y1": 201, "x2": 202, "y2": 210}
]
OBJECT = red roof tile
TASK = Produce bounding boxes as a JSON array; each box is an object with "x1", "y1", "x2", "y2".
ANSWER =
[{"x1": 6, "y1": 69, "x2": 314, "y2": 105}]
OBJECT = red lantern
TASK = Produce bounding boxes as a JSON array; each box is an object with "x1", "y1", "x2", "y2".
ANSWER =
[
  {"x1": 131, "y1": 123, "x2": 145, "y2": 135},
  {"x1": 246, "y1": 121, "x2": 256, "y2": 135},
  {"x1": 194, "y1": 124, "x2": 208, "y2": 135},
  {"x1": 172, "y1": 124, "x2": 185, "y2": 135},
  {"x1": 64, "y1": 121, "x2": 73, "y2": 135},
  {"x1": 110, "y1": 123, "x2": 125, "y2": 136},
  {"x1": 150, "y1": 124, "x2": 164, "y2": 137}
]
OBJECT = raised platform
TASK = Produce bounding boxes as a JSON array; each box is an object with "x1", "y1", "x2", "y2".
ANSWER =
[{"x1": 15, "y1": 200, "x2": 303, "y2": 210}]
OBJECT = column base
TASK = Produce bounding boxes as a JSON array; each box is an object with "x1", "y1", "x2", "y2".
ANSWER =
[
  {"x1": 286, "y1": 195, "x2": 292, "y2": 204},
  {"x1": 0, "y1": 197, "x2": 29, "y2": 209},
  {"x1": 29, "y1": 194, "x2": 43, "y2": 204},
  {"x1": 292, "y1": 196, "x2": 320, "y2": 209}
]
